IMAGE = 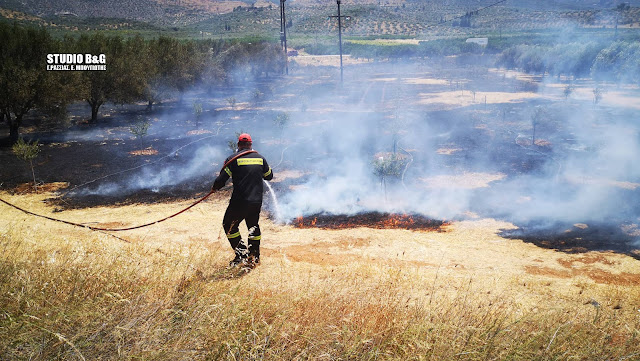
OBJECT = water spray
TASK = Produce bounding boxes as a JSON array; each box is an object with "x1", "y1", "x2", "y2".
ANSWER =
[{"x1": 263, "y1": 180, "x2": 282, "y2": 223}]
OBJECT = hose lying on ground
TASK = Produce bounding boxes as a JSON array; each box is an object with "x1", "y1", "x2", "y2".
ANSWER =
[
  {"x1": 0, "y1": 150, "x2": 256, "y2": 232},
  {"x1": 0, "y1": 191, "x2": 214, "y2": 231}
]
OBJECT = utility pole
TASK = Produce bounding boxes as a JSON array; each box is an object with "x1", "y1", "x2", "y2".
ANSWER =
[
  {"x1": 337, "y1": 0, "x2": 343, "y2": 82},
  {"x1": 280, "y1": 0, "x2": 288, "y2": 75},
  {"x1": 328, "y1": 0, "x2": 351, "y2": 83}
]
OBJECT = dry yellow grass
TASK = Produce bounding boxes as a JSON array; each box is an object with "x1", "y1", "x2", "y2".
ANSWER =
[
  {"x1": 1, "y1": 189, "x2": 639, "y2": 360},
  {"x1": 292, "y1": 54, "x2": 370, "y2": 67},
  {"x1": 128, "y1": 147, "x2": 159, "y2": 156},
  {"x1": 417, "y1": 90, "x2": 540, "y2": 109}
]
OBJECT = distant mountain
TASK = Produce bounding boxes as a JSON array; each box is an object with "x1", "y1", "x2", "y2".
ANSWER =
[
  {"x1": 1, "y1": 0, "x2": 639, "y2": 25},
  {"x1": 0, "y1": 0, "x2": 164, "y2": 20},
  {"x1": 0, "y1": 0, "x2": 267, "y2": 22},
  {"x1": 289, "y1": 0, "x2": 640, "y2": 9},
  {"x1": 498, "y1": 0, "x2": 640, "y2": 10}
]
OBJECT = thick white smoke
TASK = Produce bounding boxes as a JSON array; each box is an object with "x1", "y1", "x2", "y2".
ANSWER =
[
  {"x1": 63, "y1": 47, "x2": 639, "y2": 249},
  {"x1": 268, "y1": 63, "x2": 639, "y2": 247},
  {"x1": 73, "y1": 144, "x2": 224, "y2": 196}
]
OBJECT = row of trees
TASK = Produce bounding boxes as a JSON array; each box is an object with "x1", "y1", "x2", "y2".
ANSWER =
[
  {"x1": 343, "y1": 37, "x2": 640, "y2": 85},
  {"x1": 0, "y1": 21, "x2": 286, "y2": 140},
  {"x1": 496, "y1": 40, "x2": 640, "y2": 83}
]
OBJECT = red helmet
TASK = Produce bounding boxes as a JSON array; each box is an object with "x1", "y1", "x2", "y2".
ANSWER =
[{"x1": 238, "y1": 133, "x2": 252, "y2": 142}]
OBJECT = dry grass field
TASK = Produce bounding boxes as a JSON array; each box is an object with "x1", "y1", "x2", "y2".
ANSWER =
[{"x1": 1, "y1": 186, "x2": 639, "y2": 360}]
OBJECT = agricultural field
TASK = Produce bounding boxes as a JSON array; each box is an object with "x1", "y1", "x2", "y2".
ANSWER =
[
  {"x1": 3, "y1": 0, "x2": 640, "y2": 38},
  {"x1": 1, "y1": 1, "x2": 640, "y2": 359}
]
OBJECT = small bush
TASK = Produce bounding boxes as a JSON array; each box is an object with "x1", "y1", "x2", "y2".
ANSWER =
[{"x1": 12, "y1": 138, "x2": 41, "y2": 192}]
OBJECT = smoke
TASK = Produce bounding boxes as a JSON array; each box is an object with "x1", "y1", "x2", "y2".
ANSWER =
[
  {"x1": 61, "y1": 36, "x2": 639, "y2": 250},
  {"x1": 274, "y1": 108, "x2": 477, "y2": 221},
  {"x1": 474, "y1": 109, "x2": 639, "y2": 219},
  {"x1": 267, "y1": 61, "x2": 640, "y2": 249},
  {"x1": 72, "y1": 144, "x2": 224, "y2": 196}
]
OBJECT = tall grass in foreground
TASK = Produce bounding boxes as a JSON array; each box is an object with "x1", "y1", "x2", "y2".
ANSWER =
[{"x1": 1, "y1": 229, "x2": 638, "y2": 360}]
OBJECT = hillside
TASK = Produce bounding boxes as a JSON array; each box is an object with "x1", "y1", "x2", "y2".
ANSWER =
[
  {"x1": 3, "y1": 0, "x2": 640, "y2": 27},
  {"x1": 0, "y1": 0, "x2": 256, "y2": 26},
  {"x1": 1, "y1": 0, "x2": 165, "y2": 20}
]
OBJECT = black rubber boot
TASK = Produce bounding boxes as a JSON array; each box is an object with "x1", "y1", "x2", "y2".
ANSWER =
[
  {"x1": 228, "y1": 240, "x2": 248, "y2": 268},
  {"x1": 247, "y1": 239, "x2": 260, "y2": 265},
  {"x1": 228, "y1": 252, "x2": 246, "y2": 267}
]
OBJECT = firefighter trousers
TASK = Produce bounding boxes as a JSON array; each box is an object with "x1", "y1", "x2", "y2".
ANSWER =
[{"x1": 223, "y1": 201, "x2": 262, "y2": 259}]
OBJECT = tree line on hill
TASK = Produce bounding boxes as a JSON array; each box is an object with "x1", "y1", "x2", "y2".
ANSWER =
[
  {"x1": 496, "y1": 40, "x2": 640, "y2": 82},
  {"x1": 0, "y1": 21, "x2": 286, "y2": 141},
  {"x1": 321, "y1": 36, "x2": 639, "y2": 84}
]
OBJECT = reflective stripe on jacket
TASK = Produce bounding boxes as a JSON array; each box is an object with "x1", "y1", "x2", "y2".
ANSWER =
[{"x1": 213, "y1": 150, "x2": 273, "y2": 203}]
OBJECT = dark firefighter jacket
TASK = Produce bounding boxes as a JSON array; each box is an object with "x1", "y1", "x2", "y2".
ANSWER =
[{"x1": 213, "y1": 150, "x2": 273, "y2": 204}]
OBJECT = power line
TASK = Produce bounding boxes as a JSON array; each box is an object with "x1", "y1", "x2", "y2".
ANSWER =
[
  {"x1": 437, "y1": 0, "x2": 508, "y2": 26},
  {"x1": 280, "y1": 0, "x2": 288, "y2": 75},
  {"x1": 328, "y1": 0, "x2": 353, "y2": 83}
]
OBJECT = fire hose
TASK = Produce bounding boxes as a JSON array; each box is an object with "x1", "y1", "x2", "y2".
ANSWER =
[
  {"x1": 0, "y1": 150, "x2": 257, "y2": 232},
  {"x1": 60, "y1": 121, "x2": 234, "y2": 197}
]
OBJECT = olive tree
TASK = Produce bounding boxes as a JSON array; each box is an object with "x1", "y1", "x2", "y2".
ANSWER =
[{"x1": 12, "y1": 138, "x2": 40, "y2": 192}]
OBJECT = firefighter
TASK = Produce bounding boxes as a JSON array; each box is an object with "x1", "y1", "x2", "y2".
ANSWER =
[{"x1": 212, "y1": 133, "x2": 273, "y2": 268}]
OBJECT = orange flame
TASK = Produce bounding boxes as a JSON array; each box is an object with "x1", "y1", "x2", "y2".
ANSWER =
[{"x1": 293, "y1": 213, "x2": 447, "y2": 232}]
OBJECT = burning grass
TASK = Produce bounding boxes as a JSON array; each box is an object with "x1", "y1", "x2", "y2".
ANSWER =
[
  {"x1": 293, "y1": 212, "x2": 449, "y2": 232},
  {"x1": 1, "y1": 191, "x2": 639, "y2": 360}
]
